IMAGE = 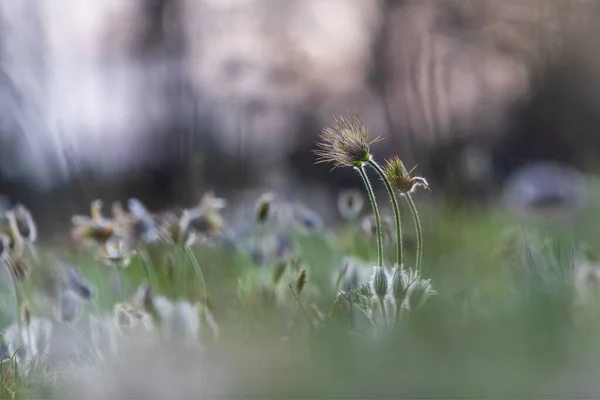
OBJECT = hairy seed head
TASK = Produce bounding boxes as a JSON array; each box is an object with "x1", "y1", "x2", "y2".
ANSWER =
[
  {"x1": 384, "y1": 155, "x2": 430, "y2": 194},
  {"x1": 314, "y1": 114, "x2": 381, "y2": 169}
]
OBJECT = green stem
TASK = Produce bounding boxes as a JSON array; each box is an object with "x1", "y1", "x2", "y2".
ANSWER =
[
  {"x1": 183, "y1": 245, "x2": 207, "y2": 305},
  {"x1": 4, "y1": 259, "x2": 22, "y2": 329},
  {"x1": 289, "y1": 284, "x2": 313, "y2": 331},
  {"x1": 379, "y1": 296, "x2": 387, "y2": 324},
  {"x1": 357, "y1": 165, "x2": 383, "y2": 267},
  {"x1": 405, "y1": 193, "x2": 423, "y2": 274},
  {"x1": 367, "y1": 159, "x2": 403, "y2": 267},
  {"x1": 138, "y1": 250, "x2": 157, "y2": 289},
  {"x1": 117, "y1": 264, "x2": 127, "y2": 300}
]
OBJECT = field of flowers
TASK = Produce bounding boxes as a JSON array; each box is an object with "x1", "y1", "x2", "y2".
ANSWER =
[{"x1": 1, "y1": 116, "x2": 600, "y2": 398}]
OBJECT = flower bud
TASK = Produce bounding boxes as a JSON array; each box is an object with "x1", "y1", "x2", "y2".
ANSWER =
[
  {"x1": 371, "y1": 266, "x2": 389, "y2": 299},
  {"x1": 256, "y1": 192, "x2": 276, "y2": 224},
  {"x1": 408, "y1": 276, "x2": 437, "y2": 309},
  {"x1": 392, "y1": 265, "x2": 410, "y2": 304}
]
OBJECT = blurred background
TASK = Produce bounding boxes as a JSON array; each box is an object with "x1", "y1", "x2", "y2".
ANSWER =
[{"x1": 1, "y1": 0, "x2": 599, "y2": 232}]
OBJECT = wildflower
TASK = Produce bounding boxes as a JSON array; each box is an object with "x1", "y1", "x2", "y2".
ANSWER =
[
  {"x1": 37, "y1": 262, "x2": 94, "y2": 300},
  {"x1": 65, "y1": 265, "x2": 94, "y2": 300},
  {"x1": 291, "y1": 204, "x2": 323, "y2": 234},
  {"x1": 112, "y1": 198, "x2": 160, "y2": 252},
  {"x1": 34, "y1": 261, "x2": 94, "y2": 322},
  {"x1": 3, "y1": 233, "x2": 29, "y2": 281},
  {"x1": 71, "y1": 200, "x2": 114, "y2": 245},
  {"x1": 100, "y1": 236, "x2": 131, "y2": 267},
  {"x1": 256, "y1": 192, "x2": 276, "y2": 224},
  {"x1": 178, "y1": 192, "x2": 228, "y2": 243},
  {"x1": 6, "y1": 204, "x2": 37, "y2": 243},
  {"x1": 316, "y1": 114, "x2": 387, "y2": 268},
  {"x1": 337, "y1": 189, "x2": 364, "y2": 220},
  {"x1": 383, "y1": 155, "x2": 429, "y2": 194},
  {"x1": 384, "y1": 155, "x2": 428, "y2": 273},
  {"x1": 156, "y1": 211, "x2": 182, "y2": 244},
  {"x1": 199, "y1": 191, "x2": 227, "y2": 215},
  {"x1": 371, "y1": 266, "x2": 389, "y2": 299},
  {"x1": 314, "y1": 114, "x2": 381, "y2": 169},
  {"x1": 407, "y1": 274, "x2": 437, "y2": 310}
]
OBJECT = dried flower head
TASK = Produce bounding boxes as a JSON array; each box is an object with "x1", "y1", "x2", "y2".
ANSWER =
[
  {"x1": 384, "y1": 155, "x2": 429, "y2": 194},
  {"x1": 337, "y1": 189, "x2": 364, "y2": 220},
  {"x1": 315, "y1": 114, "x2": 381, "y2": 169}
]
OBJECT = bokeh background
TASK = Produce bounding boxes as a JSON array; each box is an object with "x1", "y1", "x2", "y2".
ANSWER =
[{"x1": 1, "y1": 0, "x2": 600, "y2": 232}]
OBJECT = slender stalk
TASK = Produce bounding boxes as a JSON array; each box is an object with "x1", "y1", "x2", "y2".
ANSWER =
[
  {"x1": 183, "y1": 245, "x2": 207, "y2": 305},
  {"x1": 379, "y1": 296, "x2": 387, "y2": 323},
  {"x1": 367, "y1": 159, "x2": 403, "y2": 267},
  {"x1": 116, "y1": 264, "x2": 127, "y2": 300},
  {"x1": 4, "y1": 259, "x2": 22, "y2": 329},
  {"x1": 289, "y1": 284, "x2": 313, "y2": 330},
  {"x1": 356, "y1": 165, "x2": 383, "y2": 267},
  {"x1": 138, "y1": 250, "x2": 157, "y2": 289},
  {"x1": 404, "y1": 193, "x2": 423, "y2": 273}
]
